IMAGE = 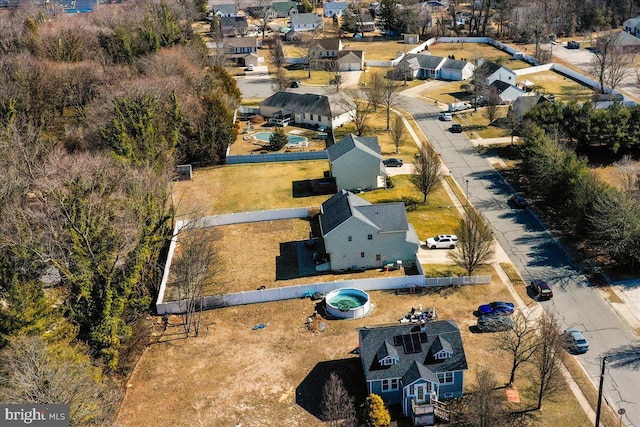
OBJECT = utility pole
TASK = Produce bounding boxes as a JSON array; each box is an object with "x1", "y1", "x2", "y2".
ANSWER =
[{"x1": 595, "y1": 355, "x2": 607, "y2": 427}]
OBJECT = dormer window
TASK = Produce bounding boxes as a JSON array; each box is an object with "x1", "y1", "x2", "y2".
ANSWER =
[
  {"x1": 379, "y1": 356, "x2": 397, "y2": 366},
  {"x1": 434, "y1": 349, "x2": 452, "y2": 360}
]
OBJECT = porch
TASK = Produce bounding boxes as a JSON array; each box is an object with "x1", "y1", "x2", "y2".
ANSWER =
[{"x1": 411, "y1": 398, "x2": 450, "y2": 426}]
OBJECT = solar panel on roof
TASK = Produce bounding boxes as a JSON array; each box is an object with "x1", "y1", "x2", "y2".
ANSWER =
[
  {"x1": 418, "y1": 332, "x2": 428, "y2": 343},
  {"x1": 402, "y1": 334, "x2": 422, "y2": 354},
  {"x1": 393, "y1": 335, "x2": 403, "y2": 346}
]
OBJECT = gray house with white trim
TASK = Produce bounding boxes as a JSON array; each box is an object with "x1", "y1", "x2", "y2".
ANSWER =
[
  {"x1": 358, "y1": 321, "x2": 467, "y2": 426},
  {"x1": 478, "y1": 61, "x2": 516, "y2": 86},
  {"x1": 392, "y1": 54, "x2": 474, "y2": 81},
  {"x1": 323, "y1": 1, "x2": 348, "y2": 17},
  {"x1": 291, "y1": 13, "x2": 322, "y2": 32},
  {"x1": 319, "y1": 190, "x2": 420, "y2": 271},
  {"x1": 328, "y1": 134, "x2": 385, "y2": 191}
]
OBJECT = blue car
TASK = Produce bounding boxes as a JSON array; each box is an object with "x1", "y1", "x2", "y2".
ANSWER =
[{"x1": 477, "y1": 301, "x2": 515, "y2": 316}]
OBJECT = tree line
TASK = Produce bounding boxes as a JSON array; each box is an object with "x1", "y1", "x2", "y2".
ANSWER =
[
  {"x1": 0, "y1": 2, "x2": 240, "y2": 424},
  {"x1": 520, "y1": 102, "x2": 640, "y2": 268}
]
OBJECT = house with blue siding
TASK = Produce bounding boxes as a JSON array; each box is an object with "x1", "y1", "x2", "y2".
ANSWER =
[{"x1": 358, "y1": 321, "x2": 468, "y2": 426}]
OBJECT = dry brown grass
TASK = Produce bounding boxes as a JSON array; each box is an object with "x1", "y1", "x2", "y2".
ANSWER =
[
  {"x1": 516, "y1": 71, "x2": 593, "y2": 102},
  {"x1": 119, "y1": 268, "x2": 591, "y2": 427},
  {"x1": 171, "y1": 161, "x2": 331, "y2": 216}
]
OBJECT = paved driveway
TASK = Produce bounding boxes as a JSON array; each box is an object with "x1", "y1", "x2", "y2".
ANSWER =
[{"x1": 399, "y1": 86, "x2": 640, "y2": 427}]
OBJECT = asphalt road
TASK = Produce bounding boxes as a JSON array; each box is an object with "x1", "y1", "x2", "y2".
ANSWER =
[{"x1": 398, "y1": 92, "x2": 640, "y2": 427}]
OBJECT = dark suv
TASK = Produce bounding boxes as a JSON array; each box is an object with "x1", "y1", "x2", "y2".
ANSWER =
[
  {"x1": 450, "y1": 124, "x2": 463, "y2": 133},
  {"x1": 530, "y1": 279, "x2": 553, "y2": 300}
]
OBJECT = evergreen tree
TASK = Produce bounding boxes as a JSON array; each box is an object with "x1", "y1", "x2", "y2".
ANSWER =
[{"x1": 269, "y1": 127, "x2": 288, "y2": 151}]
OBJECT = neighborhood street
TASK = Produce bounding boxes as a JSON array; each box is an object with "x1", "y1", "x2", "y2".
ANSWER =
[{"x1": 398, "y1": 89, "x2": 640, "y2": 427}]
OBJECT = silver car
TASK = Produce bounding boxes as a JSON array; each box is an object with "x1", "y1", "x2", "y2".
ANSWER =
[{"x1": 563, "y1": 328, "x2": 589, "y2": 353}]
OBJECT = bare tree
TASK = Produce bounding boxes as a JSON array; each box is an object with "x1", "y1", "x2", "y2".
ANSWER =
[
  {"x1": 343, "y1": 89, "x2": 370, "y2": 136},
  {"x1": 321, "y1": 372, "x2": 357, "y2": 427},
  {"x1": 592, "y1": 32, "x2": 635, "y2": 94},
  {"x1": 495, "y1": 311, "x2": 539, "y2": 386},
  {"x1": 390, "y1": 115, "x2": 406, "y2": 154},
  {"x1": 483, "y1": 86, "x2": 502, "y2": 124},
  {"x1": 470, "y1": 65, "x2": 488, "y2": 112},
  {"x1": 269, "y1": 38, "x2": 286, "y2": 70},
  {"x1": 272, "y1": 67, "x2": 290, "y2": 93},
  {"x1": 171, "y1": 227, "x2": 218, "y2": 337},
  {"x1": 449, "y1": 206, "x2": 494, "y2": 275},
  {"x1": 530, "y1": 313, "x2": 566, "y2": 410},
  {"x1": 615, "y1": 155, "x2": 639, "y2": 193},
  {"x1": 506, "y1": 104, "x2": 521, "y2": 145},
  {"x1": 462, "y1": 368, "x2": 507, "y2": 427},
  {"x1": 411, "y1": 142, "x2": 442, "y2": 203},
  {"x1": 330, "y1": 60, "x2": 343, "y2": 93},
  {"x1": 381, "y1": 77, "x2": 401, "y2": 130},
  {"x1": 298, "y1": 30, "x2": 321, "y2": 78},
  {"x1": 0, "y1": 336, "x2": 119, "y2": 426},
  {"x1": 365, "y1": 72, "x2": 385, "y2": 112},
  {"x1": 254, "y1": 0, "x2": 272, "y2": 44}
]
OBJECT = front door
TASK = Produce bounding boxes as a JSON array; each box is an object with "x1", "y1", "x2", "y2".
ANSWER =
[{"x1": 415, "y1": 383, "x2": 433, "y2": 404}]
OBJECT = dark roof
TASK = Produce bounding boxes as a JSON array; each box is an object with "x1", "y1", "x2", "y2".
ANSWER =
[
  {"x1": 376, "y1": 341, "x2": 399, "y2": 361},
  {"x1": 327, "y1": 134, "x2": 380, "y2": 162},
  {"x1": 220, "y1": 16, "x2": 248, "y2": 29},
  {"x1": 489, "y1": 79, "x2": 514, "y2": 94},
  {"x1": 260, "y1": 92, "x2": 355, "y2": 117},
  {"x1": 358, "y1": 321, "x2": 468, "y2": 383},
  {"x1": 442, "y1": 57, "x2": 470, "y2": 70},
  {"x1": 214, "y1": 4, "x2": 237, "y2": 14},
  {"x1": 512, "y1": 94, "x2": 549, "y2": 115},
  {"x1": 338, "y1": 49, "x2": 364, "y2": 61},
  {"x1": 320, "y1": 190, "x2": 410, "y2": 235},
  {"x1": 314, "y1": 38, "x2": 341, "y2": 51},
  {"x1": 480, "y1": 61, "x2": 506, "y2": 75}
]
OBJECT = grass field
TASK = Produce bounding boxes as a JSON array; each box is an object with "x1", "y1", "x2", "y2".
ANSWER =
[
  {"x1": 455, "y1": 106, "x2": 511, "y2": 139},
  {"x1": 118, "y1": 272, "x2": 591, "y2": 427},
  {"x1": 516, "y1": 71, "x2": 594, "y2": 102},
  {"x1": 427, "y1": 42, "x2": 523, "y2": 67}
]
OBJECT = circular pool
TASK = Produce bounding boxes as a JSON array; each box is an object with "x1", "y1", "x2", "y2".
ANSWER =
[{"x1": 325, "y1": 288, "x2": 371, "y2": 319}]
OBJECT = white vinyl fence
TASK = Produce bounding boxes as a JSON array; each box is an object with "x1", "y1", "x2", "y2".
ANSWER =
[{"x1": 156, "y1": 274, "x2": 491, "y2": 315}]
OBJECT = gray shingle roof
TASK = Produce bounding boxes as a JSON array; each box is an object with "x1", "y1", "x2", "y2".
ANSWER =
[
  {"x1": 404, "y1": 53, "x2": 446, "y2": 70},
  {"x1": 314, "y1": 38, "x2": 341, "y2": 51},
  {"x1": 220, "y1": 16, "x2": 248, "y2": 29},
  {"x1": 355, "y1": 203, "x2": 409, "y2": 232},
  {"x1": 358, "y1": 321, "x2": 468, "y2": 383},
  {"x1": 214, "y1": 4, "x2": 237, "y2": 14},
  {"x1": 480, "y1": 61, "x2": 504, "y2": 75},
  {"x1": 260, "y1": 92, "x2": 354, "y2": 117},
  {"x1": 327, "y1": 134, "x2": 380, "y2": 163},
  {"x1": 512, "y1": 94, "x2": 549, "y2": 116},
  {"x1": 291, "y1": 12, "x2": 320, "y2": 26},
  {"x1": 376, "y1": 341, "x2": 399, "y2": 361},
  {"x1": 338, "y1": 50, "x2": 363, "y2": 62},
  {"x1": 442, "y1": 57, "x2": 469, "y2": 70},
  {"x1": 489, "y1": 79, "x2": 514, "y2": 94},
  {"x1": 226, "y1": 37, "x2": 257, "y2": 48}
]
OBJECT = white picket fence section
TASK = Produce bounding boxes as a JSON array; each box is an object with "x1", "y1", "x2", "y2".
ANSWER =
[{"x1": 156, "y1": 274, "x2": 491, "y2": 315}]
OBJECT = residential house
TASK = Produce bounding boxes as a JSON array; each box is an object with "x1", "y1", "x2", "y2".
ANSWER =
[
  {"x1": 358, "y1": 321, "x2": 467, "y2": 426},
  {"x1": 370, "y1": 2, "x2": 381, "y2": 17},
  {"x1": 356, "y1": 11, "x2": 376, "y2": 33},
  {"x1": 259, "y1": 92, "x2": 356, "y2": 129},
  {"x1": 439, "y1": 58, "x2": 475, "y2": 81},
  {"x1": 391, "y1": 54, "x2": 473, "y2": 81},
  {"x1": 327, "y1": 134, "x2": 385, "y2": 191},
  {"x1": 291, "y1": 13, "x2": 322, "y2": 32},
  {"x1": 309, "y1": 38, "x2": 343, "y2": 69},
  {"x1": 213, "y1": 4, "x2": 238, "y2": 17},
  {"x1": 511, "y1": 94, "x2": 550, "y2": 119},
  {"x1": 488, "y1": 80, "x2": 524, "y2": 104},
  {"x1": 338, "y1": 49, "x2": 364, "y2": 71},
  {"x1": 268, "y1": 1, "x2": 298, "y2": 19},
  {"x1": 623, "y1": 15, "x2": 640, "y2": 37},
  {"x1": 478, "y1": 60, "x2": 516, "y2": 86},
  {"x1": 599, "y1": 30, "x2": 640, "y2": 53},
  {"x1": 225, "y1": 37, "x2": 259, "y2": 66},
  {"x1": 220, "y1": 16, "x2": 249, "y2": 37},
  {"x1": 319, "y1": 190, "x2": 420, "y2": 270},
  {"x1": 323, "y1": 1, "x2": 348, "y2": 17}
]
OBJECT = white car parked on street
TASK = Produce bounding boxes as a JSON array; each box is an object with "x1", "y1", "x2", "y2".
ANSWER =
[{"x1": 425, "y1": 234, "x2": 458, "y2": 249}]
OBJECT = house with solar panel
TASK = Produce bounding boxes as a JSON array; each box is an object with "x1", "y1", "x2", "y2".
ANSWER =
[
  {"x1": 327, "y1": 134, "x2": 385, "y2": 192},
  {"x1": 358, "y1": 320, "x2": 468, "y2": 426},
  {"x1": 319, "y1": 190, "x2": 420, "y2": 271}
]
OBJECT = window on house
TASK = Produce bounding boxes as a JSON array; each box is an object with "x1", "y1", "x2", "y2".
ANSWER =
[
  {"x1": 435, "y1": 350, "x2": 452, "y2": 360},
  {"x1": 381, "y1": 357, "x2": 395, "y2": 366},
  {"x1": 348, "y1": 236, "x2": 352, "y2": 242},
  {"x1": 376, "y1": 254, "x2": 381, "y2": 261},
  {"x1": 310, "y1": 114, "x2": 314, "y2": 121},
  {"x1": 361, "y1": 252, "x2": 365, "y2": 257},
  {"x1": 437, "y1": 372, "x2": 454, "y2": 384},
  {"x1": 409, "y1": 385, "x2": 415, "y2": 395},
  {"x1": 367, "y1": 234, "x2": 373, "y2": 240},
  {"x1": 382, "y1": 379, "x2": 399, "y2": 391}
]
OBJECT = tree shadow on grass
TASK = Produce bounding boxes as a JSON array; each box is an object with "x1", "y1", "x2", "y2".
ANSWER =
[{"x1": 296, "y1": 358, "x2": 366, "y2": 421}]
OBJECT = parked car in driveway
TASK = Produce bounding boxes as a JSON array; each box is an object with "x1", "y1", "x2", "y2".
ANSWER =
[
  {"x1": 450, "y1": 124, "x2": 463, "y2": 133},
  {"x1": 245, "y1": 64, "x2": 254, "y2": 71},
  {"x1": 383, "y1": 158, "x2": 403, "y2": 167},
  {"x1": 477, "y1": 315, "x2": 514, "y2": 332},
  {"x1": 510, "y1": 193, "x2": 528, "y2": 208},
  {"x1": 563, "y1": 328, "x2": 589, "y2": 353},
  {"x1": 477, "y1": 301, "x2": 515, "y2": 316},
  {"x1": 439, "y1": 112, "x2": 452, "y2": 121},
  {"x1": 425, "y1": 234, "x2": 458, "y2": 249},
  {"x1": 530, "y1": 279, "x2": 553, "y2": 300},
  {"x1": 290, "y1": 80, "x2": 301, "y2": 88}
]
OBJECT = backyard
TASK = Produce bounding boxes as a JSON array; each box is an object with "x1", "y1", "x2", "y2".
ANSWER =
[
  {"x1": 515, "y1": 71, "x2": 594, "y2": 103},
  {"x1": 230, "y1": 120, "x2": 328, "y2": 155},
  {"x1": 118, "y1": 276, "x2": 592, "y2": 427}
]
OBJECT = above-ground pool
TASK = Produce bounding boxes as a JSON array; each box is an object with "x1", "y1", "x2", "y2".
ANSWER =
[
  {"x1": 325, "y1": 288, "x2": 371, "y2": 319},
  {"x1": 253, "y1": 131, "x2": 308, "y2": 147}
]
